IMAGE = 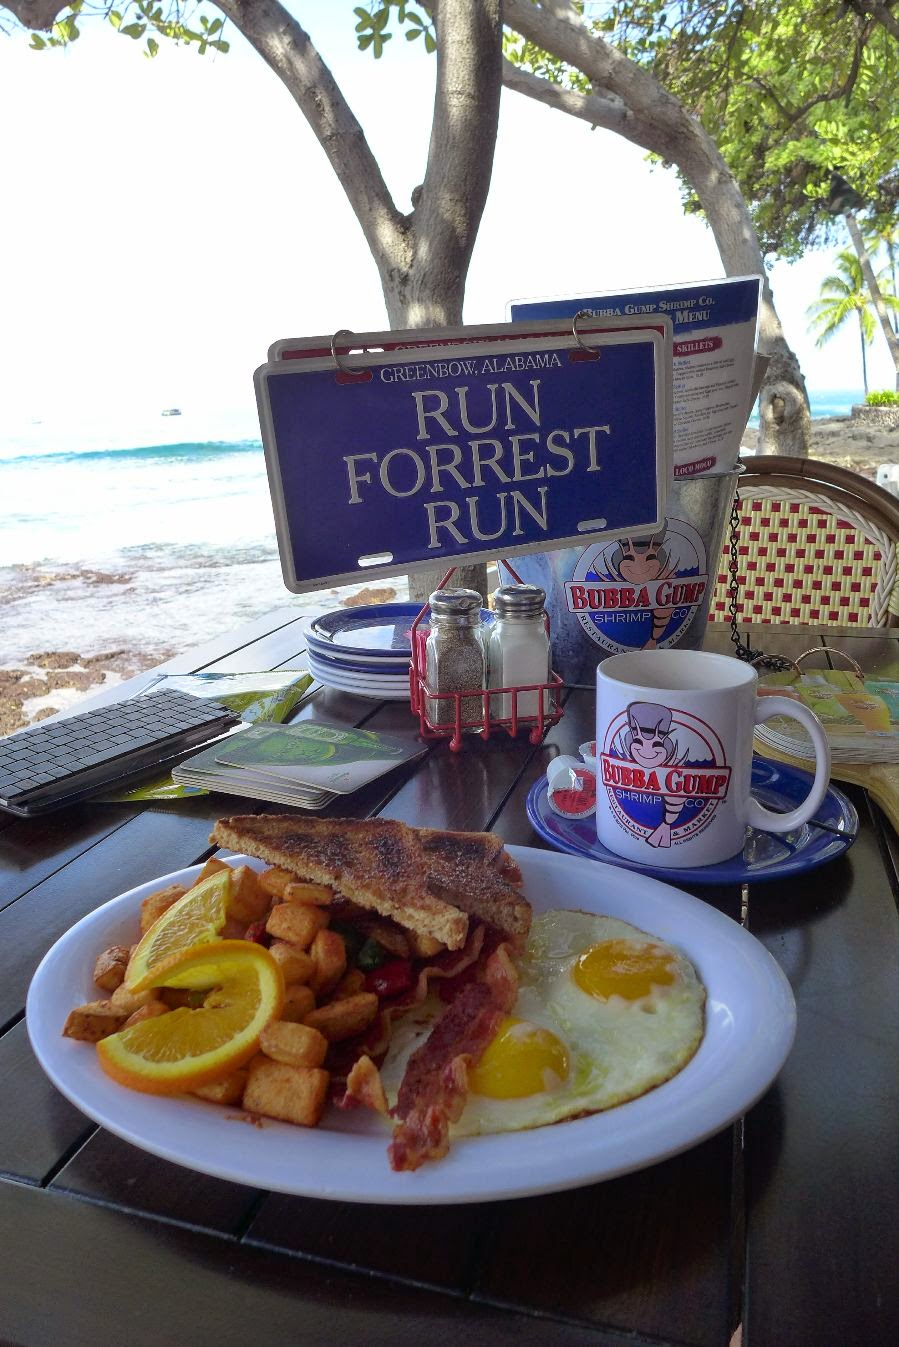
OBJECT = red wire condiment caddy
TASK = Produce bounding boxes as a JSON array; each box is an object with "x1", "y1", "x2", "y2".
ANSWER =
[{"x1": 409, "y1": 562, "x2": 564, "y2": 751}]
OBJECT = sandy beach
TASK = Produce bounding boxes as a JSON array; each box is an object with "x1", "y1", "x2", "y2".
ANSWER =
[{"x1": 4, "y1": 414, "x2": 898, "y2": 736}]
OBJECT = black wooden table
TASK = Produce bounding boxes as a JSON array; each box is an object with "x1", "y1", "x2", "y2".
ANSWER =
[{"x1": 2, "y1": 617, "x2": 897, "y2": 1347}]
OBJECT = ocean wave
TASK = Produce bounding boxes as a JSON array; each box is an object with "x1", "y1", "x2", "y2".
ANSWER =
[{"x1": 0, "y1": 437, "x2": 263, "y2": 465}]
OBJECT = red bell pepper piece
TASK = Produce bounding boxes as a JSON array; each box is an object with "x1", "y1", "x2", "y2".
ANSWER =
[{"x1": 364, "y1": 958, "x2": 413, "y2": 999}]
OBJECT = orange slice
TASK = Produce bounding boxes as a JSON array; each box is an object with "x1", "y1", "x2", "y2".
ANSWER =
[
  {"x1": 98, "y1": 940, "x2": 284, "y2": 1095},
  {"x1": 125, "y1": 868, "x2": 233, "y2": 993}
]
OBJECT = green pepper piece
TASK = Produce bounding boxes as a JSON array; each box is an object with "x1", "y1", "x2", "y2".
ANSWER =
[
  {"x1": 357, "y1": 937, "x2": 388, "y2": 971},
  {"x1": 329, "y1": 921, "x2": 365, "y2": 963}
]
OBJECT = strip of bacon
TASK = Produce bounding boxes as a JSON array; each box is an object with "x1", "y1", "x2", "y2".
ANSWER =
[{"x1": 388, "y1": 943, "x2": 519, "y2": 1172}]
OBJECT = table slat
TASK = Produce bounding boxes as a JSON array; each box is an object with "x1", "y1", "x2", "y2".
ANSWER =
[
  {"x1": 52, "y1": 1131, "x2": 261, "y2": 1234},
  {"x1": 0, "y1": 1021, "x2": 95, "y2": 1183},
  {"x1": 0, "y1": 1182, "x2": 624, "y2": 1347},
  {"x1": 744, "y1": 789, "x2": 899, "y2": 1346},
  {"x1": 476, "y1": 1129, "x2": 737, "y2": 1347}
]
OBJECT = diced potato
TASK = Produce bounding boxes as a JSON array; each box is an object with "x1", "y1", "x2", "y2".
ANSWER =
[
  {"x1": 332, "y1": 969, "x2": 366, "y2": 1000},
  {"x1": 227, "y1": 865, "x2": 270, "y2": 925},
  {"x1": 268, "y1": 941, "x2": 314, "y2": 986},
  {"x1": 266, "y1": 902, "x2": 328, "y2": 949},
  {"x1": 344, "y1": 1054, "x2": 389, "y2": 1115},
  {"x1": 366, "y1": 922, "x2": 409, "y2": 959},
  {"x1": 243, "y1": 1059, "x2": 330, "y2": 1127},
  {"x1": 407, "y1": 931, "x2": 445, "y2": 960},
  {"x1": 280, "y1": 984, "x2": 316, "y2": 1023},
  {"x1": 196, "y1": 856, "x2": 231, "y2": 884},
  {"x1": 92, "y1": 945, "x2": 131, "y2": 992},
  {"x1": 193, "y1": 1067, "x2": 249, "y2": 1106},
  {"x1": 259, "y1": 1021, "x2": 328, "y2": 1069},
  {"x1": 123, "y1": 1001, "x2": 171, "y2": 1029},
  {"x1": 284, "y1": 880, "x2": 334, "y2": 907},
  {"x1": 304, "y1": 993, "x2": 378, "y2": 1043},
  {"x1": 308, "y1": 928, "x2": 346, "y2": 997},
  {"x1": 63, "y1": 1000, "x2": 131, "y2": 1042},
  {"x1": 140, "y1": 883, "x2": 187, "y2": 934},
  {"x1": 111, "y1": 983, "x2": 159, "y2": 1013},
  {"x1": 258, "y1": 867, "x2": 294, "y2": 899}
]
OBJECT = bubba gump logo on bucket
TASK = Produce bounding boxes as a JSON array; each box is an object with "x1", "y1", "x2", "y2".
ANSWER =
[
  {"x1": 600, "y1": 702, "x2": 731, "y2": 849},
  {"x1": 565, "y1": 517, "x2": 708, "y2": 655}
]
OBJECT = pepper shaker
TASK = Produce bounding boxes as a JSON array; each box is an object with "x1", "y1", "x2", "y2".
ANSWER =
[{"x1": 424, "y1": 588, "x2": 487, "y2": 727}]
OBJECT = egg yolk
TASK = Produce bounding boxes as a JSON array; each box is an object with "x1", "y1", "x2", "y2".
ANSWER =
[
  {"x1": 574, "y1": 939, "x2": 676, "y2": 1001},
  {"x1": 468, "y1": 1016, "x2": 570, "y2": 1099}
]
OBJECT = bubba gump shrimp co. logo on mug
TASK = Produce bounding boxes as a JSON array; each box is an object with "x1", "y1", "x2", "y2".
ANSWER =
[
  {"x1": 599, "y1": 702, "x2": 732, "y2": 850},
  {"x1": 564, "y1": 517, "x2": 708, "y2": 655}
]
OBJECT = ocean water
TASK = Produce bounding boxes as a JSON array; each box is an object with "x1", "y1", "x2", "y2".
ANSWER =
[
  {"x1": 0, "y1": 390, "x2": 862, "y2": 666},
  {"x1": 746, "y1": 387, "x2": 864, "y2": 426},
  {"x1": 1, "y1": 407, "x2": 406, "y2": 666}
]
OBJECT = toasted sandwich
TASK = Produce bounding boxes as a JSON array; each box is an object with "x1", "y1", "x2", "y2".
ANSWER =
[{"x1": 210, "y1": 814, "x2": 530, "y2": 952}]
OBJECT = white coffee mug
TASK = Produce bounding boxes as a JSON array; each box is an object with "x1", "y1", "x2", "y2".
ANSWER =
[{"x1": 595, "y1": 649, "x2": 831, "y2": 869}]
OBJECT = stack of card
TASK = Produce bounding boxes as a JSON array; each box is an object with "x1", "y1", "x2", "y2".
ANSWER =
[{"x1": 172, "y1": 721, "x2": 426, "y2": 809}]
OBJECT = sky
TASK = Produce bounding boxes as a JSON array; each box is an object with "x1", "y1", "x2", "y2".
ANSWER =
[{"x1": 0, "y1": 3, "x2": 895, "y2": 433}]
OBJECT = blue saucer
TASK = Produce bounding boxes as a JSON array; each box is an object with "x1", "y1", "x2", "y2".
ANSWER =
[{"x1": 526, "y1": 757, "x2": 858, "y2": 885}]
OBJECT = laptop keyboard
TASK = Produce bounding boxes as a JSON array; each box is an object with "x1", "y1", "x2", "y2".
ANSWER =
[{"x1": 0, "y1": 689, "x2": 242, "y2": 816}]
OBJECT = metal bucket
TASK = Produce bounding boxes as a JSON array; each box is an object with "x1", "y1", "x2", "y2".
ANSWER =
[{"x1": 509, "y1": 467, "x2": 739, "y2": 685}]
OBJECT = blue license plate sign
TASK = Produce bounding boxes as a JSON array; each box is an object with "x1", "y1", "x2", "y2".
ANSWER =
[{"x1": 255, "y1": 321, "x2": 672, "y2": 593}]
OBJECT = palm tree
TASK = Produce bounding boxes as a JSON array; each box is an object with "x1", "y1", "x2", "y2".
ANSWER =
[
  {"x1": 864, "y1": 215, "x2": 899, "y2": 335},
  {"x1": 807, "y1": 251, "x2": 884, "y2": 394}
]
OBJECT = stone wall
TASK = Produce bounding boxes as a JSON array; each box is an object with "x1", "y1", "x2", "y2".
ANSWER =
[{"x1": 851, "y1": 404, "x2": 899, "y2": 429}]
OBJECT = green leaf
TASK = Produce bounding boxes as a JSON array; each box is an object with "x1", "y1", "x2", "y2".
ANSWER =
[
  {"x1": 120, "y1": 22, "x2": 145, "y2": 39},
  {"x1": 29, "y1": 33, "x2": 46, "y2": 48},
  {"x1": 109, "y1": 10, "x2": 122, "y2": 29},
  {"x1": 358, "y1": 32, "x2": 373, "y2": 50},
  {"x1": 424, "y1": 31, "x2": 436, "y2": 54}
]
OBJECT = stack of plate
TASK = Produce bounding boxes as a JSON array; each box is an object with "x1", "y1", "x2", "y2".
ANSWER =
[{"x1": 302, "y1": 603, "x2": 421, "y2": 700}]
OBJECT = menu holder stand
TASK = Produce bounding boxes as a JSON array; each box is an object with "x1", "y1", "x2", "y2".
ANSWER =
[{"x1": 409, "y1": 562, "x2": 565, "y2": 751}]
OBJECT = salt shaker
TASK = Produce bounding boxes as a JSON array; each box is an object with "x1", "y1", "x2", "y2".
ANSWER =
[
  {"x1": 424, "y1": 588, "x2": 486, "y2": 727},
  {"x1": 488, "y1": 583, "x2": 551, "y2": 721}
]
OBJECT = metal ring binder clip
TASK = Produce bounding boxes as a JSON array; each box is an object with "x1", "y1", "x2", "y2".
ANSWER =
[
  {"x1": 571, "y1": 310, "x2": 602, "y2": 358},
  {"x1": 330, "y1": 328, "x2": 361, "y2": 375}
]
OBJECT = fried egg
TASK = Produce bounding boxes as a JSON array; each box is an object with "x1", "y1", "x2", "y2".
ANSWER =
[{"x1": 379, "y1": 910, "x2": 705, "y2": 1136}]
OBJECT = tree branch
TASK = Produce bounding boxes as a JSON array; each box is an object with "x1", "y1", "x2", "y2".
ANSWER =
[
  {"x1": 3, "y1": 0, "x2": 67, "y2": 27},
  {"x1": 502, "y1": 57, "x2": 632, "y2": 135},
  {"x1": 216, "y1": 0, "x2": 406, "y2": 277},
  {"x1": 844, "y1": 0, "x2": 899, "y2": 43},
  {"x1": 502, "y1": 0, "x2": 811, "y2": 450}
]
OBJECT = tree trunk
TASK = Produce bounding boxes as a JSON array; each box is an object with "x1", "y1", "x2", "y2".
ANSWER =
[
  {"x1": 503, "y1": 0, "x2": 812, "y2": 455},
  {"x1": 215, "y1": 0, "x2": 501, "y2": 601},
  {"x1": 756, "y1": 337, "x2": 813, "y2": 456},
  {"x1": 845, "y1": 210, "x2": 899, "y2": 390}
]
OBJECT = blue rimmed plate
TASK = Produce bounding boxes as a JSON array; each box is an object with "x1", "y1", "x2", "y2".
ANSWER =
[
  {"x1": 305, "y1": 604, "x2": 427, "y2": 658},
  {"x1": 526, "y1": 757, "x2": 858, "y2": 885},
  {"x1": 304, "y1": 603, "x2": 494, "y2": 661}
]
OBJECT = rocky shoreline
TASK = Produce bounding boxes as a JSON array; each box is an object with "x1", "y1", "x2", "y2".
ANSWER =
[{"x1": 742, "y1": 412, "x2": 899, "y2": 479}]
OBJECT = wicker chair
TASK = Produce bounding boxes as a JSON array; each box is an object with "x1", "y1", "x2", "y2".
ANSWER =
[{"x1": 709, "y1": 455, "x2": 899, "y2": 629}]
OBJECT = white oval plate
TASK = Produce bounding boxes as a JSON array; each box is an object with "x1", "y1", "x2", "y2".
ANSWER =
[
  {"x1": 306, "y1": 657, "x2": 409, "y2": 689},
  {"x1": 306, "y1": 659, "x2": 412, "y2": 700},
  {"x1": 27, "y1": 846, "x2": 795, "y2": 1205}
]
